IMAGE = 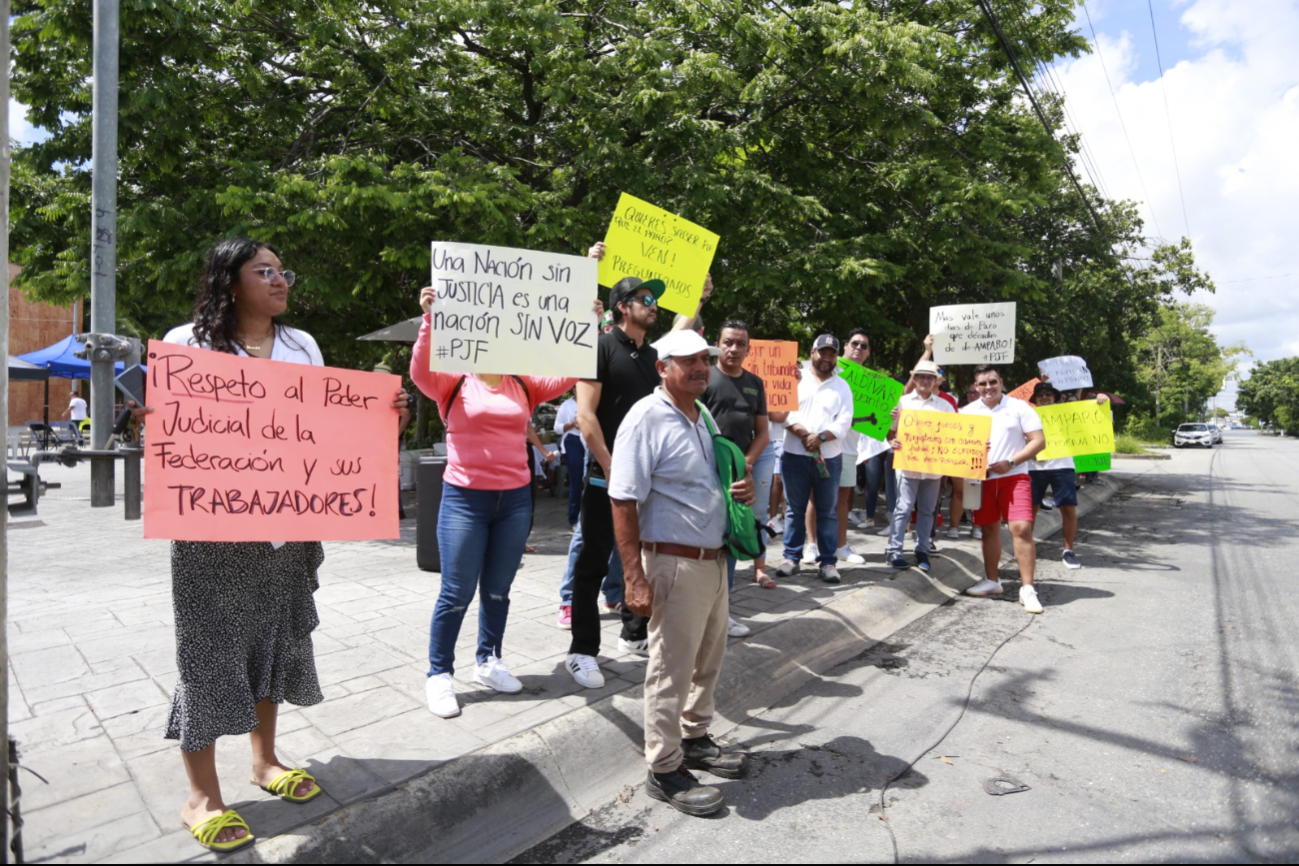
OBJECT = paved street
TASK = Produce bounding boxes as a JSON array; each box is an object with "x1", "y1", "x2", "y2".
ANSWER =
[
  {"x1": 5, "y1": 448, "x2": 970, "y2": 863},
  {"x1": 519, "y1": 432, "x2": 1299, "y2": 864}
]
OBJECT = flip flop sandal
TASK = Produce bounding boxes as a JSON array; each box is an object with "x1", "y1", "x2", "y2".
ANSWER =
[
  {"x1": 254, "y1": 767, "x2": 323, "y2": 803},
  {"x1": 752, "y1": 571, "x2": 777, "y2": 590},
  {"x1": 185, "y1": 809, "x2": 255, "y2": 852}
]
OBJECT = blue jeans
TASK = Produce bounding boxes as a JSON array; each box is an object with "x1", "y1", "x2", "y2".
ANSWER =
[
  {"x1": 562, "y1": 438, "x2": 586, "y2": 527},
  {"x1": 559, "y1": 516, "x2": 624, "y2": 605},
  {"x1": 865, "y1": 450, "x2": 898, "y2": 519},
  {"x1": 781, "y1": 452, "x2": 841, "y2": 566},
  {"x1": 727, "y1": 443, "x2": 778, "y2": 589},
  {"x1": 428, "y1": 484, "x2": 532, "y2": 676}
]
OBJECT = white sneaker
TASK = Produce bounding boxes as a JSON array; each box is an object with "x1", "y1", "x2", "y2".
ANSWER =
[
  {"x1": 801, "y1": 544, "x2": 819, "y2": 564},
  {"x1": 972, "y1": 526, "x2": 983, "y2": 540},
  {"x1": 426, "y1": 672, "x2": 460, "y2": 718},
  {"x1": 728, "y1": 617, "x2": 751, "y2": 638},
  {"x1": 847, "y1": 510, "x2": 863, "y2": 527},
  {"x1": 1019, "y1": 585, "x2": 1044, "y2": 614},
  {"x1": 965, "y1": 578, "x2": 1004, "y2": 597},
  {"x1": 473, "y1": 655, "x2": 523, "y2": 694},
  {"x1": 618, "y1": 637, "x2": 649, "y2": 654},
  {"x1": 769, "y1": 515, "x2": 785, "y2": 535},
  {"x1": 946, "y1": 526, "x2": 960, "y2": 539},
  {"x1": 835, "y1": 544, "x2": 866, "y2": 564},
  {"x1": 565, "y1": 653, "x2": 605, "y2": 689},
  {"x1": 876, "y1": 525, "x2": 890, "y2": 536}
]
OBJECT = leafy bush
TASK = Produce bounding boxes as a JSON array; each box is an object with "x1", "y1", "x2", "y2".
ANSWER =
[
  {"x1": 1123, "y1": 414, "x2": 1172, "y2": 443},
  {"x1": 1114, "y1": 434, "x2": 1152, "y2": 455}
]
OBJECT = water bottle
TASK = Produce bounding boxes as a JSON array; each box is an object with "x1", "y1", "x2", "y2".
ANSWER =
[{"x1": 963, "y1": 478, "x2": 983, "y2": 510}]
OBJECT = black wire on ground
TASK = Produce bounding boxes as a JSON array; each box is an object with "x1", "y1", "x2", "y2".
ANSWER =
[{"x1": 875, "y1": 614, "x2": 1037, "y2": 864}]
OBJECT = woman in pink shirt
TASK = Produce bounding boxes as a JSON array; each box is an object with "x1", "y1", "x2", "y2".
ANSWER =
[{"x1": 411, "y1": 285, "x2": 600, "y2": 718}]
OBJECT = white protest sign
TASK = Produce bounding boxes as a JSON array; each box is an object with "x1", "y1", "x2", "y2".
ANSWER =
[
  {"x1": 1037, "y1": 355, "x2": 1093, "y2": 391},
  {"x1": 929, "y1": 302, "x2": 1017, "y2": 365},
  {"x1": 428, "y1": 242, "x2": 599, "y2": 378}
]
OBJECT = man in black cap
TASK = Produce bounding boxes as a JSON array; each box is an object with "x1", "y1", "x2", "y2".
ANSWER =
[{"x1": 565, "y1": 241, "x2": 667, "y2": 689}]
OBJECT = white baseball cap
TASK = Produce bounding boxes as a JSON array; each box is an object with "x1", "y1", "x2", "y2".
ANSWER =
[{"x1": 652, "y1": 329, "x2": 722, "y2": 360}]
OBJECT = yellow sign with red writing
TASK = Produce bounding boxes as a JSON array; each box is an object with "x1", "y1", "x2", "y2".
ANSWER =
[{"x1": 892, "y1": 409, "x2": 992, "y2": 480}]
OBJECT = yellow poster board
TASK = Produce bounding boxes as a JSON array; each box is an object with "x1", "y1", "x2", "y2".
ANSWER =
[
  {"x1": 597, "y1": 193, "x2": 719, "y2": 317},
  {"x1": 1035, "y1": 401, "x2": 1115, "y2": 460},
  {"x1": 892, "y1": 410, "x2": 993, "y2": 480}
]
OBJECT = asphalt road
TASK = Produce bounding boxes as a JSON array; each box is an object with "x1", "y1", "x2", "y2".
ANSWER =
[{"x1": 515, "y1": 432, "x2": 1299, "y2": 864}]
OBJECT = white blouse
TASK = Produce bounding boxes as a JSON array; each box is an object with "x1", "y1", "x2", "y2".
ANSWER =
[{"x1": 162, "y1": 322, "x2": 324, "y2": 367}]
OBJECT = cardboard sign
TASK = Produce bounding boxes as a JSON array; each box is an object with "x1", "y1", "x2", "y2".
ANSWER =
[
  {"x1": 836, "y1": 359, "x2": 904, "y2": 442},
  {"x1": 893, "y1": 410, "x2": 993, "y2": 480},
  {"x1": 429, "y1": 242, "x2": 599, "y2": 378},
  {"x1": 1074, "y1": 452, "x2": 1112, "y2": 472},
  {"x1": 143, "y1": 340, "x2": 401, "y2": 542},
  {"x1": 742, "y1": 340, "x2": 798, "y2": 412},
  {"x1": 1037, "y1": 355, "x2": 1093, "y2": 391},
  {"x1": 1008, "y1": 377, "x2": 1040, "y2": 402},
  {"x1": 929, "y1": 302, "x2": 1017, "y2": 364},
  {"x1": 1035, "y1": 401, "x2": 1115, "y2": 460},
  {"x1": 597, "y1": 193, "x2": 719, "y2": 317}
]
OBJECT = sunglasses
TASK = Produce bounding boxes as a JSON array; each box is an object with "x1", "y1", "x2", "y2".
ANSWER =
[
  {"x1": 629, "y1": 294, "x2": 658, "y2": 307},
  {"x1": 848, "y1": 340, "x2": 869, "y2": 349},
  {"x1": 253, "y1": 267, "x2": 296, "y2": 287}
]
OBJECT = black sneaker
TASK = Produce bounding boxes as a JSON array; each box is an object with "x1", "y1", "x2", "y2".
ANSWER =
[
  {"x1": 646, "y1": 767, "x2": 724, "y2": 816},
  {"x1": 682, "y1": 735, "x2": 749, "y2": 779}
]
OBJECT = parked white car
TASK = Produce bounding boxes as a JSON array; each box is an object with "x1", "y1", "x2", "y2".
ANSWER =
[
  {"x1": 1207, "y1": 423, "x2": 1223, "y2": 443},
  {"x1": 1174, "y1": 423, "x2": 1215, "y2": 448}
]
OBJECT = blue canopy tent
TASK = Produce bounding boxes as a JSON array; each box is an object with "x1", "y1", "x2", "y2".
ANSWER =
[{"x1": 17, "y1": 335, "x2": 130, "y2": 426}]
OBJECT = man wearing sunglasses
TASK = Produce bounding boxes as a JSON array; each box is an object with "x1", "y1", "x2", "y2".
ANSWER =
[
  {"x1": 959, "y1": 364, "x2": 1046, "y2": 613},
  {"x1": 564, "y1": 242, "x2": 666, "y2": 689}
]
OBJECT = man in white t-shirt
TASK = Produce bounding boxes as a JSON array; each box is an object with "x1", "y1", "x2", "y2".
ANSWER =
[
  {"x1": 63, "y1": 392, "x2": 88, "y2": 423},
  {"x1": 886, "y1": 360, "x2": 953, "y2": 572},
  {"x1": 553, "y1": 395, "x2": 585, "y2": 530},
  {"x1": 959, "y1": 364, "x2": 1046, "y2": 613}
]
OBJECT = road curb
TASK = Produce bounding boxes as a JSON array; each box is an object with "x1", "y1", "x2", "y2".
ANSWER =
[{"x1": 233, "y1": 476, "x2": 1127, "y2": 865}]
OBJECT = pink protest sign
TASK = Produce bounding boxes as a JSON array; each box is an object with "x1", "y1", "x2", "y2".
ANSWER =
[{"x1": 143, "y1": 340, "x2": 401, "y2": 542}]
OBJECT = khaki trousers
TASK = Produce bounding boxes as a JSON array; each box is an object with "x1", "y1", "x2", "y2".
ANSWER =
[{"x1": 642, "y1": 549, "x2": 729, "y2": 773}]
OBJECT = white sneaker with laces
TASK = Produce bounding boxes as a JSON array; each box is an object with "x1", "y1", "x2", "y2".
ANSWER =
[
  {"x1": 618, "y1": 637, "x2": 649, "y2": 654},
  {"x1": 801, "y1": 544, "x2": 819, "y2": 564},
  {"x1": 1019, "y1": 584, "x2": 1044, "y2": 614},
  {"x1": 473, "y1": 655, "x2": 523, "y2": 694},
  {"x1": 972, "y1": 526, "x2": 983, "y2": 540},
  {"x1": 965, "y1": 578, "x2": 1004, "y2": 597},
  {"x1": 947, "y1": 526, "x2": 960, "y2": 539},
  {"x1": 835, "y1": 544, "x2": 866, "y2": 564},
  {"x1": 426, "y1": 672, "x2": 460, "y2": 718},
  {"x1": 728, "y1": 617, "x2": 751, "y2": 638},
  {"x1": 566, "y1": 653, "x2": 605, "y2": 689}
]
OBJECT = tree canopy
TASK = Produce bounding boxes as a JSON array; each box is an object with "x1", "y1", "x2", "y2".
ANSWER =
[
  {"x1": 11, "y1": 0, "x2": 1222, "y2": 398},
  {"x1": 1237, "y1": 357, "x2": 1299, "y2": 433}
]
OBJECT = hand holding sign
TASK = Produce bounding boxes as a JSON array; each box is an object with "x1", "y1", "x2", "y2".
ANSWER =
[{"x1": 597, "y1": 193, "x2": 719, "y2": 317}]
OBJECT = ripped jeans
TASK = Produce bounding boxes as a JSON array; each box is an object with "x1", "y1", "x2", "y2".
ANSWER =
[{"x1": 428, "y1": 483, "x2": 532, "y2": 676}]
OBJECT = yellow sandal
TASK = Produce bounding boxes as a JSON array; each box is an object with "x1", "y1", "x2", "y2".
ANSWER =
[
  {"x1": 254, "y1": 767, "x2": 323, "y2": 803},
  {"x1": 185, "y1": 809, "x2": 255, "y2": 852}
]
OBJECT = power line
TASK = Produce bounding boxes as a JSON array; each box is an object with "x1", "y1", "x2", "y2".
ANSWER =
[
  {"x1": 1082, "y1": 0, "x2": 1165, "y2": 240},
  {"x1": 973, "y1": 0, "x2": 1108, "y2": 237},
  {"x1": 1147, "y1": 0, "x2": 1192, "y2": 238}
]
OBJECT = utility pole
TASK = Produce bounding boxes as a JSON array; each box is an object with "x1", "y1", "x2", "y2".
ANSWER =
[
  {"x1": 2, "y1": 1, "x2": 12, "y2": 855},
  {"x1": 88, "y1": 0, "x2": 120, "y2": 507}
]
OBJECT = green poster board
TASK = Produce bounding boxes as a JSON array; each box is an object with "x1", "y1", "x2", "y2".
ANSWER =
[
  {"x1": 836, "y1": 359, "x2": 904, "y2": 442},
  {"x1": 1073, "y1": 452, "x2": 1111, "y2": 472}
]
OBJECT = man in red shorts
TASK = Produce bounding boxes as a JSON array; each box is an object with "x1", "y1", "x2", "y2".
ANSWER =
[{"x1": 959, "y1": 364, "x2": 1047, "y2": 613}]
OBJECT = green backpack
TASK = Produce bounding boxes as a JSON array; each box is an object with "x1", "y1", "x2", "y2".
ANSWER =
[{"x1": 697, "y1": 401, "x2": 764, "y2": 560}]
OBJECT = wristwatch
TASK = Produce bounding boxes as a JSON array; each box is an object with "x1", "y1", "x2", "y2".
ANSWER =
[
  {"x1": 818, "y1": 432, "x2": 829, "y2": 442},
  {"x1": 1008, "y1": 458, "x2": 1017, "y2": 468}
]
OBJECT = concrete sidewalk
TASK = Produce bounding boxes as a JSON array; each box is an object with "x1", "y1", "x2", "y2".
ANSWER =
[{"x1": 5, "y1": 463, "x2": 1121, "y2": 863}]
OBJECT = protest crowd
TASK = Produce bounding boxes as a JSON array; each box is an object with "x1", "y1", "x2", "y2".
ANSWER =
[{"x1": 130, "y1": 228, "x2": 1117, "y2": 850}]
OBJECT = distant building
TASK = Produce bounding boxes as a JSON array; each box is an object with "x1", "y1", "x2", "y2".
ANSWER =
[{"x1": 8, "y1": 263, "x2": 85, "y2": 426}]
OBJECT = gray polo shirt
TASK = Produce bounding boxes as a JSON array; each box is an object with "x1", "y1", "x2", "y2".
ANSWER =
[{"x1": 609, "y1": 388, "x2": 727, "y2": 549}]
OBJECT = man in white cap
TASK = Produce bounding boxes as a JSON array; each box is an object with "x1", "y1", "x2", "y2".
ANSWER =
[
  {"x1": 775, "y1": 334, "x2": 855, "y2": 584},
  {"x1": 610, "y1": 329, "x2": 755, "y2": 817},
  {"x1": 885, "y1": 359, "x2": 954, "y2": 571}
]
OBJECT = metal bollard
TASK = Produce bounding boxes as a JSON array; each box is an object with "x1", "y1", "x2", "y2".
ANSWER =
[
  {"x1": 416, "y1": 456, "x2": 447, "y2": 572},
  {"x1": 123, "y1": 449, "x2": 141, "y2": 520}
]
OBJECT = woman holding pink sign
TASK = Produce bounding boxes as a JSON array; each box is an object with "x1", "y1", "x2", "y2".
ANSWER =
[
  {"x1": 410, "y1": 284, "x2": 603, "y2": 720},
  {"x1": 131, "y1": 238, "x2": 409, "y2": 852}
]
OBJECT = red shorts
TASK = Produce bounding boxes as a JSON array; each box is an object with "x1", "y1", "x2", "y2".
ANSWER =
[{"x1": 973, "y1": 473, "x2": 1034, "y2": 526}]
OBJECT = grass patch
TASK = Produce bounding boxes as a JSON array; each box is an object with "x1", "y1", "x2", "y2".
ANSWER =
[{"x1": 1115, "y1": 433, "x2": 1155, "y2": 455}]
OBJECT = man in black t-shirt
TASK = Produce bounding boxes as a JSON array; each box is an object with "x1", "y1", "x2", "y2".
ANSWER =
[
  {"x1": 700, "y1": 321, "x2": 771, "y2": 628},
  {"x1": 565, "y1": 242, "x2": 665, "y2": 690}
]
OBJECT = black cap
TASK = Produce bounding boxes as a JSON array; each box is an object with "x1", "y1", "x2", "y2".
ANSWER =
[
  {"x1": 812, "y1": 334, "x2": 840, "y2": 353},
  {"x1": 610, "y1": 276, "x2": 667, "y2": 309}
]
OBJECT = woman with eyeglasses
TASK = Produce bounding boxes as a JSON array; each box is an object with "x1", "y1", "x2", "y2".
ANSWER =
[{"x1": 131, "y1": 238, "x2": 407, "y2": 852}]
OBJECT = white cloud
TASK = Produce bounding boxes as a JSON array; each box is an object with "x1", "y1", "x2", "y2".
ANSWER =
[
  {"x1": 1055, "y1": 0, "x2": 1299, "y2": 407},
  {"x1": 9, "y1": 98, "x2": 48, "y2": 145}
]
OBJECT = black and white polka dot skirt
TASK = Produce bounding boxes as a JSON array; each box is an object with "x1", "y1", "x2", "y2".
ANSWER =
[{"x1": 164, "y1": 540, "x2": 326, "y2": 752}]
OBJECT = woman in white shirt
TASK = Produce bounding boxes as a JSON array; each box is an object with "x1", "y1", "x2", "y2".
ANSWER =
[{"x1": 134, "y1": 238, "x2": 405, "y2": 852}]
